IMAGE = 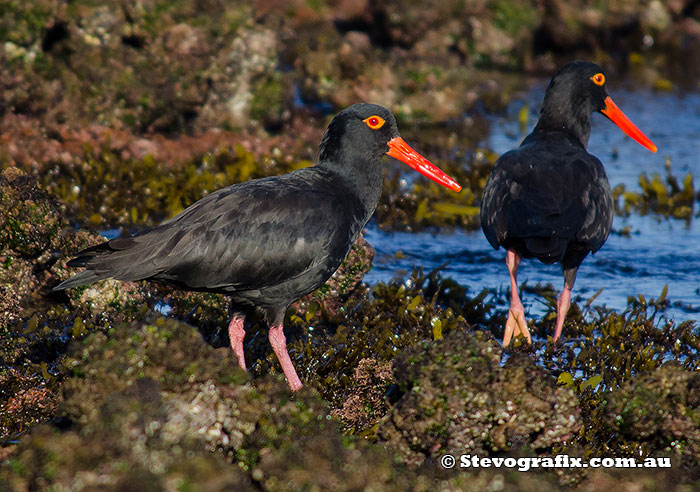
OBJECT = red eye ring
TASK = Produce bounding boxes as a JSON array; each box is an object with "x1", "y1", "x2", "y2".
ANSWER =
[
  {"x1": 363, "y1": 115, "x2": 385, "y2": 130},
  {"x1": 591, "y1": 73, "x2": 605, "y2": 86}
]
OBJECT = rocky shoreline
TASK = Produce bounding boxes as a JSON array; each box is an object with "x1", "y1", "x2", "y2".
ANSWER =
[{"x1": 2, "y1": 1, "x2": 700, "y2": 490}]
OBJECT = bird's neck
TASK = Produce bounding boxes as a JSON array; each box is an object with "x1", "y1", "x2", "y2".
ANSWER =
[
  {"x1": 318, "y1": 155, "x2": 384, "y2": 218},
  {"x1": 317, "y1": 118, "x2": 385, "y2": 217},
  {"x1": 533, "y1": 96, "x2": 592, "y2": 148}
]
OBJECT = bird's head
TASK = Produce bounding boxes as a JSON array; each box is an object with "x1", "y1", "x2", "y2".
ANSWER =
[
  {"x1": 318, "y1": 103, "x2": 461, "y2": 192},
  {"x1": 539, "y1": 61, "x2": 656, "y2": 152}
]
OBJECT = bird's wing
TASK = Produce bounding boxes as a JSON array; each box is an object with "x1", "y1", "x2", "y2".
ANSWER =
[
  {"x1": 481, "y1": 141, "x2": 613, "y2": 252},
  {"x1": 480, "y1": 149, "x2": 519, "y2": 249},
  {"x1": 70, "y1": 170, "x2": 363, "y2": 292},
  {"x1": 573, "y1": 154, "x2": 613, "y2": 252}
]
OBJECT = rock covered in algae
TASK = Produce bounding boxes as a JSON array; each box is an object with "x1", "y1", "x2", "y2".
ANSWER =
[
  {"x1": 0, "y1": 317, "x2": 414, "y2": 491},
  {"x1": 0, "y1": 165, "x2": 146, "y2": 320},
  {"x1": 0, "y1": 423, "x2": 254, "y2": 492},
  {"x1": 381, "y1": 330, "x2": 581, "y2": 467},
  {"x1": 0, "y1": 166, "x2": 64, "y2": 319},
  {"x1": 596, "y1": 362, "x2": 700, "y2": 468},
  {"x1": 0, "y1": 167, "x2": 105, "y2": 443},
  {"x1": 330, "y1": 357, "x2": 394, "y2": 432}
]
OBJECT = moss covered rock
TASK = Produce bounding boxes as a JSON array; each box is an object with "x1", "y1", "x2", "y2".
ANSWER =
[
  {"x1": 0, "y1": 316, "x2": 458, "y2": 491},
  {"x1": 381, "y1": 330, "x2": 581, "y2": 466},
  {"x1": 596, "y1": 362, "x2": 700, "y2": 468}
]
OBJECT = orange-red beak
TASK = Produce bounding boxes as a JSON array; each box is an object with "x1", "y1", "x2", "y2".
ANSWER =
[
  {"x1": 601, "y1": 96, "x2": 657, "y2": 153},
  {"x1": 386, "y1": 137, "x2": 462, "y2": 192}
]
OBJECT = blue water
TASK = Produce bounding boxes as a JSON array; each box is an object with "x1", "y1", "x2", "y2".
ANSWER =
[{"x1": 366, "y1": 84, "x2": 700, "y2": 322}]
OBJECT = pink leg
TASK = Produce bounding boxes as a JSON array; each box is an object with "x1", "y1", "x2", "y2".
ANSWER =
[
  {"x1": 503, "y1": 250, "x2": 531, "y2": 347},
  {"x1": 228, "y1": 315, "x2": 247, "y2": 371},
  {"x1": 553, "y1": 283, "x2": 572, "y2": 343},
  {"x1": 268, "y1": 324, "x2": 303, "y2": 391}
]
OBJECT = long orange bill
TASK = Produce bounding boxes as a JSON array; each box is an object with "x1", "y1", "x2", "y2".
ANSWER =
[
  {"x1": 601, "y1": 96, "x2": 657, "y2": 153},
  {"x1": 386, "y1": 137, "x2": 462, "y2": 192}
]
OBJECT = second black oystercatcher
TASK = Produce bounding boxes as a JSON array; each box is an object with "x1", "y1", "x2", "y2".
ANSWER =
[
  {"x1": 480, "y1": 61, "x2": 657, "y2": 346},
  {"x1": 54, "y1": 103, "x2": 462, "y2": 391}
]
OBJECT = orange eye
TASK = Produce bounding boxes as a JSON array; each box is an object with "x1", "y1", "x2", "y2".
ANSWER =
[
  {"x1": 363, "y1": 115, "x2": 385, "y2": 130},
  {"x1": 591, "y1": 73, "x2": 605, "y2": 86}
]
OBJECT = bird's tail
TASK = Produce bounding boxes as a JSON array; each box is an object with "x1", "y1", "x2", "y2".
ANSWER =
[
  {"x1": 53, "y1": 270, "x2": 112, "y2": 290},
  {"x1": 524, "y1": 236, "x2": 566, "y2": 263},
  {"x1": 53, "y1": 239, "x2": 133, "y2": 290}
]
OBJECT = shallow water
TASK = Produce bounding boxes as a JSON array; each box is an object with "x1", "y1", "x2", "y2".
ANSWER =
[{"x1": 367, "y1": 83, "x2": 700, "y2": 322}]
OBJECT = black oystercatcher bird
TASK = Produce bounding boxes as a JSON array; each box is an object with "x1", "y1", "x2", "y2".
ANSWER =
[
  {"x1": 55, "y1": 103, "x2": 462, "y2": 390},
  {"x1": 480, "y1": 61, "x2": 657, "y2": 346}
]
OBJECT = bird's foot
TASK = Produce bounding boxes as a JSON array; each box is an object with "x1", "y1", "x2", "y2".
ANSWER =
[
  {"x1": 503, "y1": 306, "x2": 531, "y2": 347},
  {"x1": 228, "y1": 315, "x2": 247, "y2": 371}
]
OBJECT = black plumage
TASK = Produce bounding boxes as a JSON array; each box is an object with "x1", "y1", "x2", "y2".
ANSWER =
[
  {"x1": 55, "y1": 103, "x2": 461, "y2": 390},
  {"x1": 480, "y1": 61, "x2": 657, "y2": 346}
]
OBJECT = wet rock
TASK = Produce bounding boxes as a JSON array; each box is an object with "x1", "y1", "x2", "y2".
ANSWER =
[
  {"x1": 0, "y1": 166, "x2": 91, "y2": 316},
  {"x1": 200, "y1": 26, "x2": 282, "y2": 130},
  {"x1": 380, "y1": 330, "x2": 581, "y2": 467},
  {"x1": 1, "y1": 317, "x2": 259, "y2": 490},
  {"x1": 61, "y1": 318, "x2": 250, "y2": 447},
  {"x1": 1, "y1": 416, "x2": 254, "y2": 492},
  {"x1": 1, "y1": 316, "x2": 421, "y2": 491},
  {"x1": 0, "y1": 168, "x2": 65, "y2": 442},
  {"x1": 0, "y1": 166, "x2": 63, "y2": 260},
  {"x1": 0, "y1": 167, "x2": 150, "y2": 445},
  {"x1": 0, "y1": 286, "x2": 20, "y2": 329},
  {"x1": 330, "y1": 358, "x2": 393, "y2": 432},
  {"x1": 596, "y1": 362, "x2": 700, "y2": 469},
  {"x1": 279, "y1": 270, "x2": 474, "y2": 425}
]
